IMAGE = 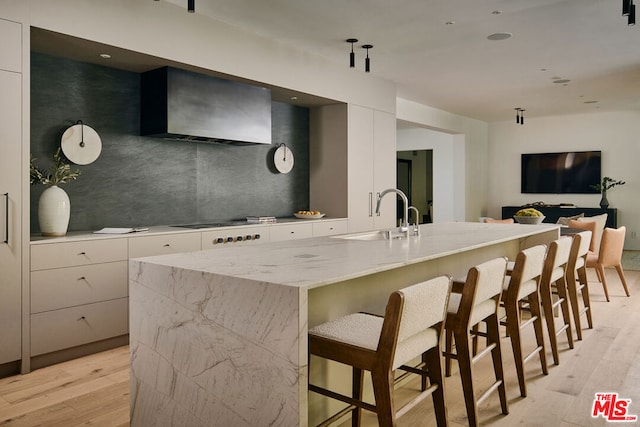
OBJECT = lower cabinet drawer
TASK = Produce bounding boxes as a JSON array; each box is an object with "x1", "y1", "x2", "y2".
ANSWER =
[
  {"x1": 312, "y1": 220, "x2": 348, "y2": 237},
  {"x1": 31, "y1": 298, "x2": 129, "y2": 356},
  {"x1": 128, "y1": 233, "x2": 201, "y2": 258},
  {"x1": 269, "y1": 223, "x2": 313, "y2": 241},
  {"x1": 31, "y1": 261, "x2": 128, "y2": 314}
]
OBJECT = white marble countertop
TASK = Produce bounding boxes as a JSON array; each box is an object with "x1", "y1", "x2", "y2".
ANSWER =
[{"x1": 132, "y1": 221, "x2": 560, "y2": 290}]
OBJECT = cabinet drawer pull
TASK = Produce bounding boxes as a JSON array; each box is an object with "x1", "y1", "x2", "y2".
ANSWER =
[
  {"x1": 2, "y1": 192, "x2": 7, "y2": 244},
  {"x1": 163, "y1": 243, "x2": 171, "y2": 247},
  {"x1": 78, "y1": 251, "x2": 87, "y2": 256},
  {"x1": 78, "y1": 316, "x2": 87, "y2": 321}
]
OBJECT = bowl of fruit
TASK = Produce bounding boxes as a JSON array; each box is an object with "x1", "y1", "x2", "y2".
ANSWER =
[
  {"x1": 514, "y1": 208, "x2": 545, "y2": 224},
  {"x1": 294, "y1": 210, "x2": 325, "y2": 219}
]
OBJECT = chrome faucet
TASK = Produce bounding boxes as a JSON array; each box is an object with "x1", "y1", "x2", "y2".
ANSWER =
[
  {"x1": 409, "y1": 206, "x2": 420, "y2": 236},
  {"x1": 376, "y1": 188, "x2": 409, "y2": 237}
]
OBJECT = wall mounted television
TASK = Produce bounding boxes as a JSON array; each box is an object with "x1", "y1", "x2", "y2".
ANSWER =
[{"x1": 521, "y1": 151, "x2": 601, "y2": 194}]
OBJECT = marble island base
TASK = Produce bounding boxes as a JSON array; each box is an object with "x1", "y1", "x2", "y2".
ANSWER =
[{"x1": 129, "y1": 222, "x2": 559, "y2": 426}]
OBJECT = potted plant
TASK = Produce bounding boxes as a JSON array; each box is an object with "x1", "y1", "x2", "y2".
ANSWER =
[
  {"x1": 30, "y1": 148, "x2": 81, "y2": 236},
  {"x1": 591, "y1": 176, "x2": 625, "y2": 209}
]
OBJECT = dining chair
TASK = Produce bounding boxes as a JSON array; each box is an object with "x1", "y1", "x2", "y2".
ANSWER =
[
  {"x1": 586, "y1": 226, "x2": 630, "y2": 302},
  {"x1": 308, "y1": 275, "x2": 452, "y2": 427},
  {"x1": 443, "y1": 257, "x2": 509, "y2": 427}
]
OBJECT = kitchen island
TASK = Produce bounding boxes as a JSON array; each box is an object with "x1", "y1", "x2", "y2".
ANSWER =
[{"x1": 129, "y1": 221, "x2": 559, "y2": 426}]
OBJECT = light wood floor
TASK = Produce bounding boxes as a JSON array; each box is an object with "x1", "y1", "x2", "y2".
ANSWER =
[{"x1": 1, "y1": 269, "x2": 639, "y2": 426}]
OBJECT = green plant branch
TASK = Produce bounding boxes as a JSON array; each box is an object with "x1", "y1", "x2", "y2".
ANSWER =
[
  {"x1": 591, "y1": 176, "x2": 625, "y2": 193},
  {"x1": 30, "y1": 148, "x2": 81, "y2": 186}
]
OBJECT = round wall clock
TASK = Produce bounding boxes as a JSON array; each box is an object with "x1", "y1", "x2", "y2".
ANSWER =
[
  {"x1": 274, "y1": 144, "x2": 294, "y2": 174},
  {"x1": 61, "y1": 121, "x2": 102, "y2": 165}
]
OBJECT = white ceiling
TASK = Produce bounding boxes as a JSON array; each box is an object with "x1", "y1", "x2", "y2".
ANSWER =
[{"x1": 164, "y1": 0, "x2": 640, "y2": 122}]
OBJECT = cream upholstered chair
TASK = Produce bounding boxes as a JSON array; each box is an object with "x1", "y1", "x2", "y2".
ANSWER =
[
  {"x1": 565, "y1": 230, "x2": 594, "y2": 340},
  {"x1": 586, "y1": 226, "x2": 630, "y2": 302},
  {"x1": 539, "y1": 237, "x2": 574, "y2": 365},
  {"x1": 501, "y1": 244, "x2": 548, "y2": 397},
  {"x1": 443, "y1": 257, "x2": 509, "y2": 427},
  {"x1": 577, "y1": 213, "x2": 608, "y2": 253},
  {"x1": 484, "y1": 218, "x2": 515, "y2": 224},
  {"x1": 308, "y1": 276, "x2": 452, "y2": 427}
]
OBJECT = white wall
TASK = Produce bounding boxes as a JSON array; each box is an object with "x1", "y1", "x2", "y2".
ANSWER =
[
  {"x1": 396, "y1": 98, "x2": 488, "y2": 222},
  {"x1": 488, "y1": 110, "x2": 640, "y2": 249}
]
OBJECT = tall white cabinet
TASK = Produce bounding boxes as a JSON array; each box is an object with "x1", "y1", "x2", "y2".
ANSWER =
[
  {"x1": 0, "y1": 18, "x2": 23, "y2": 367},
  {"x1": 347, "y1": 104, "x2": 396, "y2": 233}
]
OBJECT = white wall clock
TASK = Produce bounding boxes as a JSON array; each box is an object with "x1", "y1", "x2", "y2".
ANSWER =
[
  {"x1": 61, "y1": 120, "x2": 102, "y2": 165},
  {"x1": 274, "y1": 144, "x2": 294, "y2": 174}
]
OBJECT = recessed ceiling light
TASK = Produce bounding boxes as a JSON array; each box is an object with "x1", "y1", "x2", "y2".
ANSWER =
[
  {"x1": 487, "y1": 32, "x2": 512, "y2": 41},
  {"x1": 540, "y1": 68, "x2": 548, "y2": 72},
  {"x1": 492, "y1": 10, "x2": 503, "y2": 15},
  {"x1": 584, "y1": 100, "x2": 598, "y2": 104},
  {"x1": 553, "y1": 79, "x2": 571, "y2": 84},
  {"x1": 99, "y1": 53, "x2": 111, "y2": 59},
  {"x1": 445, "y1": 21, "x2": 455, "y2": 25}
]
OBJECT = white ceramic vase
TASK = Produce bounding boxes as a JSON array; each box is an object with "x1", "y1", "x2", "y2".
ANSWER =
[{"x1": 38, "y1": 185, "x2": 70, "y2": 237}]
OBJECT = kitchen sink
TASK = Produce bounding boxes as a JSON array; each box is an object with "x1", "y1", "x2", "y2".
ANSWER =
[{"x1": 332, "y1": 230, "x2": 405, "y2": 241}]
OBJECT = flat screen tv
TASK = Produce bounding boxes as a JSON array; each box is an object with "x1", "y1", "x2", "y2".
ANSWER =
[{"x1": 521, "y1": 151, "x2": 601, "y2": 194}]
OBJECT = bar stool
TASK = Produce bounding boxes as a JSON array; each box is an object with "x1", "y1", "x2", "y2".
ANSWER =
[
  {"x1": 308, "y1": 275, "x2": 452, "y2": 427},
  {"x1": 539, "y1": 237, "x2": 574, "y2": 365},
  {"x1": 443, "y1": 257, "x2": 509, "y2": 427},
  {"x1": 565, "y1": 230, "x2": 594, "y2": 340},
  {"x1": 501, "y1": 244, "x2": 548, "y2": 397}
]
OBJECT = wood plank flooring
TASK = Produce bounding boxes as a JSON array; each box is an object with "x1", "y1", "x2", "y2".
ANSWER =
[{"x1": 0, "y1": 268, "x2": 639, "y2": 426}]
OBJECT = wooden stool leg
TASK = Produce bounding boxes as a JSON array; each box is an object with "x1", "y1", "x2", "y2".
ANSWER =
[
  {"x1": 445, "y1": 328, "x2": 453, "y2": 377},
  {"x1": 454, "y1": 330, "x2": 479, "y2": 427},
  {"x1": 540, "y1": 280, "x2": 560, "y2": 365},
  {"x1": 566, "y1": 269, "x2": 583, "y2": 341},
  {"x1": 577, "y1": 266, "x2": 593, "y2": 329},
  {"x1": 423, "y1": 346, "x2": 448, "y2": 427},
  {"x1": 556, "y1": 278, "x2": 574, "y2": 349},
  {"x1": 528, "y1": 291, "x2": 549, "y2": 375},
  {"x1": 487, "y1": 314, "x2": 508, "y2": 415},
  {"x1": 505, "y1": 298, "x2": 527, "y2": 397},
  {"x1": 370, "y1": 368, "x2": 395, "y2": 427},
  {"x1": 352, "y1": 368, "x2": 364, "y2": 427}
]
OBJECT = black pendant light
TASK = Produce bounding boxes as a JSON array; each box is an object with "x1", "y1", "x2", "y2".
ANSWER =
[
  {"x1": 188, "y1": 0, "x2": 195, "y2": 13},
  {"x1": 630, "y1": 2, "x2": 636, "y2": 25},
  {"x1": 624, "y1": 0, "x2": 632, "y2": 16},
  {"x1": 362, "y1": 44, "x2": 373, "y2": 72},
  {"x1": 347, "y1": 39, "x2": 358, "y2": 68}
]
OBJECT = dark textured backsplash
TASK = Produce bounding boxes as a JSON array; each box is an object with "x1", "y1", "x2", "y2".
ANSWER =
[{"x1": 30, "y1": 52, "x2": 309, "y2": 233}]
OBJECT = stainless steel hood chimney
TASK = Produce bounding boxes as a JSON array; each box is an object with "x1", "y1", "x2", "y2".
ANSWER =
[{"x1": 141, "y1": 67, "x2": 272, "y2": 145}]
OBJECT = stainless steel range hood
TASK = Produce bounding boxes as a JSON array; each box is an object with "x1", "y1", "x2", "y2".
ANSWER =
[{"x1": 140, "y1": 67, "x2": 272, "y2": 145}]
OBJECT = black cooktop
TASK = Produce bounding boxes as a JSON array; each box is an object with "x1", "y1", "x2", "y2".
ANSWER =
[{"x1": 171, "y1": 221, "x2": 250, "y2": 229}]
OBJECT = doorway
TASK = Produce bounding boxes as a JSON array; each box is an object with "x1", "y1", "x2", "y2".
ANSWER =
[{"x1": 396, "y1": 150, "x2": 433, "y2": 224}]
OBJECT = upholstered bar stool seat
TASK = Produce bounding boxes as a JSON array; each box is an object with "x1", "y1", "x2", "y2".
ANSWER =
[{"x1": 309, "y1": 275, "x2": 452, "y2": 427}]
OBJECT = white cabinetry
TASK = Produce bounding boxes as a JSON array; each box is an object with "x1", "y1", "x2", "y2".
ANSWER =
[
  {"x1": 347, "y1": 105, "x2": 396, "y2": 233},
  {"x1": 128, "y1": 232, "x2": 201, "y2": 258},
  {"x1": 30, "y1": 238, "x2": 128, "y2": 358},
  {"x1": 0, "y1": 18, "x2": 22, "y2": 366}
]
